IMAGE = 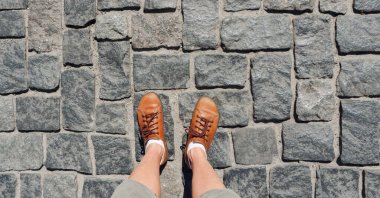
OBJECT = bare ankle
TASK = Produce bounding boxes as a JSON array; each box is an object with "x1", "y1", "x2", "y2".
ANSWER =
[
  {"x1": 189, "y1": 148, "x2": 207, "y2": 164},
  {"x1": 146, "y1": 143, "x2": 163, "y2": 158}
]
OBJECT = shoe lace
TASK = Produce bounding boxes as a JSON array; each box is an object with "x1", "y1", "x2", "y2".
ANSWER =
[
  {"x1": 141, "y1": 112, "x2": 160, "y2": 138},
  {"x1": 185, "y1": 115, "x2": 212, "y2": 142}
]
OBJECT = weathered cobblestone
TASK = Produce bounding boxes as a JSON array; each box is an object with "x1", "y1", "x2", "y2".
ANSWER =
[
  {"x1": 144, "y1": 0, "x2": 176, "y2": 11},
  {"x1": 224, "y1": 0, "x2": 261, "y2": 11},
  {"x1": 64, "y1": 0, "x2": 96, "y2": 27},
  {"x1": 319, "y1": 0, "x2": 347, "y2": 14},
  {"x1": 95, "y1": 13, "x2": 129, "y2": 40},
  {"x1": 28, "y1": 53, "x2": 60, "y2": 91},
  {"x1": 82, "y1": 177, "x2": 123, "y2": 198},
  {"x1": 98, "y1": 0, "x2": 140, "y2": 10},
  {"x1": 354, "y1": 0, "x2": 380, "y2": 12},
  {"x1": 0, "y1": 174, "x2": 16, "y2": 197},
  {"x1": 21, "y1": 173, "x2": 41, "y2": 198},
  {"x1": 364, "y1": 170, "x2": 380, "y2": 198},
  {"x1": 316, "y1": 168, "x2": 360, "y2": 198},
  {"x1": 207, "y1": 130, "x2": 233, "y2": 168},
  {"x1": 63, "y1": 29, "x2": 92, "y2": 66},
  {"x1": 96, "y1": 103, "x2": 127, "y2": 134},
  {"x1": 264, "y1": 0, "x2": 315, "y2": 11},
  {"x1": 0, "y1": 11, "x2": 25, "y2": 38},
  {"x1": 44, "y1": 174, "x2": 77, "y2": 198},
  {"x1": 0, "y1": 0, "x2": 27, "y2": 9},
  {"x1": 0, "y1": 97, "x2": 15, "y2": 132}
]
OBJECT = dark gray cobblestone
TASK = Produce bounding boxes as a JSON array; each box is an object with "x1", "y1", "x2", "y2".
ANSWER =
[
  {"x1": 95, "y1": 13, "x2": 129, "y2": 40},
  {"x1": 264, "y1": 0, "x2": 315, "y2": 12},
  {"x1": 0, "y1": 0, "x2": 27, "y2": 9},
  {"x1": 144, "y1": 0, "x2": 176, "y2": 11},
  {"x1": 319, "y1": 0, "x2": 347, "y2": 14},
  {"x1": 224, "y1": 0, "x2": 260, "y2": 11},
  {"x1": 354, "y1": 0, "x2": 380, "y2": 12},
  {"x1": 64, "y1": 0, "x2": 96, "y2": 27},
  {"x1": 28, "y1": 53, "x2": 61, "y2": 91},
  {"x1": 21, "y1": 173, "x2": 41, "y2": 198},
  {"x1": 44, "y1": 174, "x2": 77, "y2": 198},
  {"x1": 98, "y1": 0, "x2": 140, "y2": 10},
  {"x1": 63, "y1": 29, "x2": 92, "y2": 66},
  {"x1": 365, "y1": 170, "x2": 380, "y2": 198},
  {"x1": 0, "y1": 97, "x2": 15, "y2": 132},
  {"x1": 0, "y1": 11, "x2": 25, "y2": 38},
  {"x1": 0, "y1": 173, "x2": 16, "y2": 198},
  {"x1": 82, "y1": 177, "x2": 123, "y2": 198},
  {"x1": 96, "y1": 102, "x2": 127, "y2": 134},
  {"x1": 207, "y1": 129, "x2": 233, "y2": 168}
]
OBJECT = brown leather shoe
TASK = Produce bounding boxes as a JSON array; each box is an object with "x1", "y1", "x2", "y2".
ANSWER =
[
  {"x1": 184, "y1": 96, "x2": 219, "y2": 168},
  {"x1": 137, "y1": 92, "x2": 168, "y2": 165}
]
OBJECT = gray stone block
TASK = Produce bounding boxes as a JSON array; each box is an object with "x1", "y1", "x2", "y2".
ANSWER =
[
  {"x1": 132, "y1": 14, "x2": 182, "y2": 49},
  {"x1": 28, "y1": 53, "x2": 60, "y2": 91},
  {"x1": 98, "y1": 0, "x2": 140, "y2": 10},
  {"x1": 64, "y1": 0, "x2": 95, "y2": 27},
  {"x1": 46, "y1": 134, "x2": 92, "y2": 174},
  {"x1": 296, "y1": 80, "x2": 336, "y2": 121},
  {"x1": 63, "y1": 29, "x2": 92, "y2": 66},
  {"x1": 98, "y1": 41, "x2": 131, "y2": 100},
  {"x1": 283, "y1": 123, "x2": 335, "y2": 162},
  {"x1": 316, "y1": 168, "x2": 360, "y2": 198},
  {"x1": 364, "y1": 170, "x2": 380, "y2": 198},
  {"x1": 224, "y1": 166, "x2": 268, "y2": 198},
  {"x1": 21, "y1": 173, "x2": 41, "y2": 198},
  {"x1": 233, "y1": 127, "x2": 277, "y2": 165},
  {"x1": 0, "y1": 174, "x2": 16, "y2": 198},
  {"x1": 82, "y1": 177, "x2": 123, "y2": 198},
  {"x1": 224, "y1": 0, "x2": 261, "y2": 11},
  {"x1": 208, "y1": 130, "x2": 233, "y2": 168},
  {"x1": 95, "y1": 13, "x2": 129, "y2": 40},
  {"x1": 44, "y1": 174, "x2": 77, "y2": 198},
  {"x1": 92, "y1": 136, "x2": 134, "y2": 175},
  {"x1": 0, "y1": 0, "x2": 27, "y2": 9},
  {"x1": 221, "y1": 15, "x2": 292, "y2": 51},
  {"x1": 337, "y1": 15, "x2": 380, "y2": 53},
  {"x1": 295, "y1": 14, "x2": 334, "y2": 78},
  {"x1": 340, "y1": 100, "x2": 380, "y2": 165},
  {"x1": 0, "y1": 11, "x2": 25, "y2": 38},
  {"x1": 96, "y1": 103, "x2": 127, "y2": 134},
  {"x1": 182, "y1": 0, "x2": 219, "y2": 50},
  {"x1": 337, "y1": 59, "x2": 380, "y2": 97},
  {"x1": 319, "y1": 0, "x2": 347, "y2": 14},
  {"x1": 179, "y1": 90, "x2": 251, "y2": 127},
  {"x1": 144, "y1": 0, "x2": 176, "y2": 10},
  {"x1": 251, "y1": 53, "x2": 292, "y2": 122},
  {"x1": 62, "y1": 69, "x2": 95, "y2": 132},
  {"x1": 354, "y1": 0, "x2": 380, "y2": 12},
  {"x1": 28, "y1": 0, "x2": 62, "y2": 52},
  {"x1": 0, "y1": 97, "x2": 14, "y2": 132},
  {"x1": 0, "y1": 39, "x2": 27, "y2": 94},
  {"x1": 195, "y1": 54, "x2": 247, "y2": 88},
  {"x1": 16, "y1": 96, "x2": 60, "y2": 131},
  {"x1": 264, "y1": 0, "x2": 315, "y2": 11},
  {"x1": 133, "y1": 54, "x2": 189, "y2": 91},
  {"x1": 270, "y1": 165, "x2": 312, "y2": 198}
]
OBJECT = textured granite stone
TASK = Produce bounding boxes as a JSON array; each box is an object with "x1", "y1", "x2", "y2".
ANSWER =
[
  {"x1": 95, "y1": 13, "x2": 128, "y2": 40},
  {"x1": 224, "y1": 0, "x2": 261, "y2": 11},
  {"x1": 44, "y1": 174, "x2": 77, "y2": 198},
  {"x1": 0, "y1": 0, "x2": 27, "y2": 9},
  {"x1": 28, "y1": 53, "x2": 60, "y2": 91},
  {"x1": 63, "y1": 29, "x2": 92, "y2": 66},
  {"x1": 221, "y1": 15, "x2": 292, "y2": 51},
  {"x1": 264, "y1": 0, "x2": 315, "y2": 11},
  {"x1": 92, "y1": 136, "x2": 134, "y2": 175},
  {"x1": 316, "y1": 168, "x2": 360, "y2": 198},
  {"x1": 179, "y1": 90, "x2": 250, "y2": 127},
  {"x1": 62, "y1": 69, "x2": 95, "y2": 131},
  {"x1": 28, "y1": 0, "x2": 62, "y2": 52},
  {"x1": 337, "y1": 15, "x2": 380, "y2": 53},
  {"x1": 224, "y1": 166, "x2": 268, "y2": 198},
  {"x1": 319, "y1": 0, "x2": 347, "y2": 14},
  {"x1": 133, "y1": 54, "x2": 189, "y2": 91},
  {"x1": 16, "y1": 96, "x2": 60, "y2": 131},
  {"x1": 233, "y1": 127, "x2": 277, "y2": 165},
  {"x1": 340, "y1": 100, "x2": 380, "y2": 165},
  {"x1": 270, "y1": 165, "x2": 312, "y2": 198},
  {"x1": 160, "y1": 162, "x2": 183, "y2": 198},
  {"x1": 251, "y1": 53, "x2": 292, "y2": 122},
  {"x1": 337, "y1": 59, "x2": 380, "y2": 97},
  {"x1": 182, "y1": 0, "x2": 218, "y2": 50},
  {"x1": 354, "y1": 0, "x2": 380, "y2": 12},
  {"x1": 207, "y1": 130, "x2": 233, "y2": 168},
  {"x1": 98, "y1": 41, "x2": 131, "y2": 100},
  {"x1": 195, "y1": 54, "x2": 247, "y2": 88},
  {"x1": 0, "y1": 11, "x2": 25, "y2": 38},
  {"x1": 296, "y1": 80, "x2": 336, "y2": 121},
  {"x1": 144, "y1": 0, "x2": 176, "y2": 10},
  {"x1": 64, "y1": 0, "x2": 95, "y2": 27},
  {"x1": 364, "y1": 170, "x2": 380, "y2": 198},
  {"x1": 0, "y1": 97, "x2": 14, "y2": 132},
  {"x1": 283, "y1": 123, "x2": 335, "y2": 162},
  {"x1": 98, "y1": 0, "x2": 140, "y2": 10},
  {"x1": 0, "y1": 174, "x2": 16, "y2": 198},
  {"x1": 82, "y1": 177, "x2": 123, "y2": 198},
  {"x1": 132, "y1": 14, "x2": 182, "y2": 49},
  {"x1": 295, "y1": 14, "x2": 334, "y2": 78},
  {"x1": 96, "y1": 103, "x2": 127, "y2": 134},
  {"x1": 0, "y1": 39, "x2": 27, "y2": 94},
  {"x1": 46, "y1": 134, "x2": 92, "y2": 174},
  {"x1": 20, "y1": 173, "x2": 41, "y2": 198}
]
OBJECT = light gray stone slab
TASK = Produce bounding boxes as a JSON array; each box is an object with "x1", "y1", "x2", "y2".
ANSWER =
[
  {"x1": 0, "y1": 174, "x2": 16, "y2": 198},
  {"x1": 0, "y1": 97, "x2": 14, "y2": 132},
  {"x1": 96, "y1": 103, "x2": 127, "y2": 134},
  {"x1": 316, "y1": 168, "x2": 360, "y2": 198},
  {"x1": 63, "y1": 29, "x2": 92, "y2": 66},
  {"x1": 0, "y1": 11, "x2": 25, "y2": 38},
  {"x1": 0, "y1": 0, "x2": 27, "y2": 9},
  {"x1": 354, "y1": 0, "x2": 380, "y2": 12},
  {"x1": 144, "y1": 0, "x2": 176, "y2": 11},
  {"x1": 44, "y1": 174, "x2": 77, "y2": 198},
  {"x1": 224, "y1": 0, "x2": 261, "y2": 11},
  {"x1": 264, "y1": 0, "x2": 315, "y2": 11},
  {"x1": 28, "y1": 53, "x2": 60, "y2": 91},
  {"x1": 21, "y1": 173, "x2": 41, "y2": 198},
  {"x1": 95, "y1": 13, "x2": 128, "y2": 40},
  {"x1": 98, "y1": 0, "x2": 140, "y2": 10},
  {"x1": 207, "y1": 130, "x2": 233, "y2": 168},
  {"x1": 319, "y1": 0, "x2": 347, "y2": 14},
  {"x1": 82, "y1": 177, "x2": 123, "y2": 198},
  {"x1": 64, "y1": 0, "x2": 95, "y2": 27},
  {"x1": 364, "y1": 170, "x2": 380, "y2": 198}
]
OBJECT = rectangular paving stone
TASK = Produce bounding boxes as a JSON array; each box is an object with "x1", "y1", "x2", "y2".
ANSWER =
[
  {"x1": 337, "y1": 15, "x2": 380, "y2": 53},
  {"x1": 95, "y1": 13, "x2": 129, "y2": 40},
  {"x1": 0, "y1": 173, "x2": 16, "y2": 198},
  {"x1": 92, "y1": 135, "x2": 134, "y2": 175},
  {"x1": 182, "y1": 0, "x2": 219, "y2": 50},
  {"x1": 82, "y1": 177, "x2": 123, "y2": 198},
  {"x1": 224, "y1": 0, "x2": 261, "y2": 11},
  {"x1": 62, "y1": 69, "x2": 95, "y2": 131},
  {"x1": 0, "y1": 11, "x2": 25, "y2": 38},
  {"x1": 221, "y1": 15, "x2": 292, "y2": 51},
  {"x1": 354, "y1": 0, "x2": 380, "y2": 12},
  {"x1": 63, "y1": 29, "x2": 92, "y2": 66},
  {"x1": 264, "y1": 0, "x2": 315, "y2": 11},
  {"x1": 337, "y1": 59, "x2": 380, "y2": 97},
  {"x1": 96, "y1": 102, "x2": 127, "y2": 134},
  {"x1": 364, "y1": 170, "x2": 380, "y2": 198},
  {"x1": 0, "y1": 0, "x2": 27, "y2": 9},
  {"x1": 98, "y1": 41, "x2": 131, "y2": 100},
  {"x1": 0, "y1": 97, "x2": 15, "y2": 132},
  {"x1": 295, "y1": 14, "x2": 334, "y2": 78},
  {"x1": 46, "y1": 134, "x2": 92, "y2": 174},
  {"x1": 132, "y1": 14, "x2": 182, "y2": 49},
  {"x1": 316, "y1": 168, "x2": 360, "y2": 198},
  {"x1": 64, "y1": 0, "x2": 95, "y2": 27},
  {"x1": 0, "y1": 134, "x2": 43, "y2": 171},
  {"x1": 44, "y1": 174, "x2": 77, "y2": 198},
  {"x1": 195, "y1": 54, "x2": 247, "y2": 89},
  {"x1": 319, "y1": 0, "x2": 347, "y2": 14},
  {"x1": 179, "y1": 90, "x2": 251, "y2": 127},
  {"x1": 98, "y1": 0, "x2": 140, "y2": 10},
  {"x1": 16, "y1": 96, "x2": 60, "y2": 131},
  {"x1": 207, "y1": 129, "x2": 233, "y2": 168},
  {"x1": 270, "y1": 165, "x2": 312, "y2": 198},
  {"x1": 233, "y1": 127, "x2": 277, "y2": 165},
  {"x1": 28, "y1": 0, "x2": 62, "y2": 52},
  {"x1": 283, "y1": 123, "x2": 334, "y2": 162},
  {"x1": 224, "y1": 166, "x2": 268, "y2": 198},
  {"x1": 251, "y1": 53, "x2": 292, "y2": 122},
  {"x1": 21, "y1": 173, "x2": 41, "y2": 198},
  {"x1": 133, "y1": 54, "x2": 189, "y2": 91},
  {"x1": 144, "y1": 0, "x2": 176, "y2": 11},
  {"x1": 28, "y1": 53, "x2": 60, "y2": 91},
  {"x1": 0, "y1": 39, "x2": 27, "y2": 94},
  {"x1": 340, "y1": 100, "x2": 380, "y2": 165}
]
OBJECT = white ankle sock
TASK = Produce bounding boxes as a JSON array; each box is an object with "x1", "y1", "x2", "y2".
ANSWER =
[
  {"x1": 145, "y1": 139, "x2": 165, "y2": 164},
  {"x1": 186, "y1": 142, "x2": 207, "y2": 169}
]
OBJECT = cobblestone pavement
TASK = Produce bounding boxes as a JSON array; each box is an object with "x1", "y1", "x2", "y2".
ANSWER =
[{"x1": 0, "y1": 0, "x2": 379, "y2": 197}]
